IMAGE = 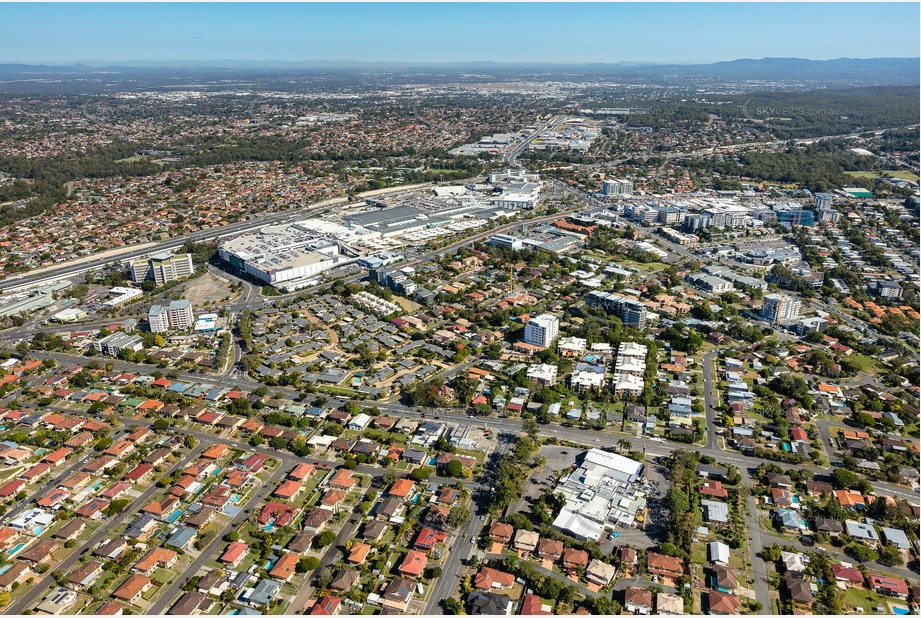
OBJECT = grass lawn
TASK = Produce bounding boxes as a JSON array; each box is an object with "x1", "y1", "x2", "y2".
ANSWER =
[
  {"x1": 206, "y1": 601, "x2": 227, "y2": 614},
  {"x1": 318, "y1": 385, "x2": 356, "y2": 397},
  {"x1": 728, "y1": 553, "x2": 746, "y2": 569},
  {"x1": 691, "y1": 542, "x2": 707, "y2": 565},
  {"x1": 0, "y1": 465, "x2": 23, "y2": 481},
  {"x1": 150, "y1": 567, "x2": 174, "y2": 585},
  {"x1": 842, "y1": 586, "x2": 883, "y2": 612},
  {"x1": 844, "y1": 353, "x2": 879, "y2": 373},
  {"x1": 846, "y1": 170, "x2": 920, "y2": 182}
]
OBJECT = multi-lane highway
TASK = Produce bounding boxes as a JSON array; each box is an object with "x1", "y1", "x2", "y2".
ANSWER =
[{"x1": 0, "y1": 183, "x2": 432, "y2": 295}]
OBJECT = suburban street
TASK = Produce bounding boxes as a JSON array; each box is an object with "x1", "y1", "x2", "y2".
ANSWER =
[
  {"x1": 147, "y1": 464, "x2": 288, "y2": 614},
  {"x1": 5, "y1": 442, "x2": 208, "y2": 615}
]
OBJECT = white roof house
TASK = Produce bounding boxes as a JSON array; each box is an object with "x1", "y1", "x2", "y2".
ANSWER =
[
  {"x1": 781, "y1": 551, "x2": 807, "y2": 573},
  {"x1": 708, "y1": 541, "x2": 730, "y2": 566},
  {"x1": 347, "y1": 413, "x2": 372, "y2": 431}
]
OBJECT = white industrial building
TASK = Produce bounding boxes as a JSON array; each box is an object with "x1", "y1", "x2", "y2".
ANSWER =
[
  {"x1": 103, "y1": 286, "x2": 143, "y2": 308},
  {"x1": 552, "y1": 449, "x2": 646, "y2": 541},
  {"x1": 488, "y1": 233, "x2": 524, "y2": 251},
  {"x1": 50, "y1": 307, "x2": 87, "y2": 323},
  {"x1": 94, "y1": 332, "x2": 144, "y2": 356},
  {"x1": 219, "y1": 223, "x2": 342, "y2": 287}
]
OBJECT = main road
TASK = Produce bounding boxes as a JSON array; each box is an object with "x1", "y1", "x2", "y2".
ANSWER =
[{"x1": 701, "y1": 349, "x2": 720, "y2": 452}]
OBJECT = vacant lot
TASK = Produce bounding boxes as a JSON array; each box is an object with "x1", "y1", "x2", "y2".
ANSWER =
[
  {"x1": 183, "y1": 273, "x2": 237, "y2": 306},
  {"x1": 846, "y1": 170, "x2": 919, "y2": 181},
  {"x1": 393, "y1": 296, "x2": 421, "y2": 312}
]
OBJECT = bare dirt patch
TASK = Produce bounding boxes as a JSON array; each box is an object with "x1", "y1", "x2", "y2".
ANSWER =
[{"x1": 183, "y1": 273, "x2": 237, "y2": 307}]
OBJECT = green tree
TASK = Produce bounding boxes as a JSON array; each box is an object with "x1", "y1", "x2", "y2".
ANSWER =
[
  {"x1": 409, "y1": 466, "x2": 433, "y2": 482},
  {"x1": 878, "y1": 545, "x2": 904, "y2": 567},
  {"x1": 297, "y1": 556, "x2": 321, "y2": 573},
  {"x1": 104, "y1": 499, "x2": 130, "y2": 516},
  {"x1": 443, "y1": 459, "x2": 465, "y2": 478},
  {"x1": 313, "y1": 530, "x2": 337, "y2": 550}
]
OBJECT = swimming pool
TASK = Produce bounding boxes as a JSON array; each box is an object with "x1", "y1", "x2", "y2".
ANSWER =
[
  {"x1": 0, "y1": 564, "x2": 10, "y2": 575},
  {"x1": 33, "y1": 527, "x2": 42, "y2": 536},
  {"x1": 230, "y1": 494, "x2": 242, "y2": 504},
  {"x1": 892, "y1": 606, "x2": 910, "y2": 615},
  {"x1": 410, "y1": 493, "x2": 422, "y2": 504},
  {"x1": 7, "y1": 542, "x2": 25, "y2": 555},
  {"x1": 213, "y1": 467, "x2": 223, "y2": 476},
  {"x1": 782, "y1": 442, "x2": 791, "y2": 452},
  {"x1": 90, "y1": 480, "x2": 103, "y2": 490},
  {"x1": 166, "y1": 509, "x2": 183, "y2": 523},
  {"x1": 263, "y1": 523, "x2": 274, "y2": 532}
]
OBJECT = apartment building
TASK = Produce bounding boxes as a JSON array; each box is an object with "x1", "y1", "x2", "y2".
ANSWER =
[
  {"x1": 130, "y1": 252, "x2": 194, "y2": 286},
  {"x1": 760, "y1": 293, "x2": 801, "y2": 325},
  {"x1": 523, "y1": 314, "x2": 559, "y2": 348},
  {"x1": 148, "y1": 300, "x2": 194, "y2": 334}
]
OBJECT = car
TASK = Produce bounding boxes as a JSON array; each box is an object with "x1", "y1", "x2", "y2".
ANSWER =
[
  {"x1": 593, "y1": 438, "x2": 600, "y2": 442},
  {"x1": 479, "y1": 515, "x2": 485, "y2": 521},
  {"x1": 470, "y1": 537, "x2": 475, "y2": 544}
]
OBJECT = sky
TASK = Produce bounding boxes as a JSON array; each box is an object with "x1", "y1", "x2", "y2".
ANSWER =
[{"x1": 0, "y1": 2, "x2": 918, "y2": 65}]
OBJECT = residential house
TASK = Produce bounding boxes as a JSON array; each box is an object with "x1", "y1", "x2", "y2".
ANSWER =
[
  {"x1": 656, "y1": 592, "x2": 685, "y2": 615},
  {"x1": 513, "y1": 529, "x2": 539, "y2": 554},
  {"x1": 624, "y1": 587, "x2": 652, "y2": 615},
  {"x1": 473, "y1": 567, "x2": 515, "y2": 591},
  {"x1": 537, "y1": 538, "x2": 563, "y2": 563},
  {"x1": 468, "y1": 591, "x2": 512, "y2": 616},
  {"x1": 572, "y1": 551, "x2": 609, "y2": 584},
  {"x1": 647, "y1": 553, "x2": 684, "y2": 580},
  {"x1": 398, "y1": 550, "x2": 428, "y2": 579},
  {"x1": 785, "y1": 574, "x2": 814, "y2": 606},
  {"x1": 870, "y1": 575, "x2": 909, "y2": 599},
  {"x1": 380, "y1": 578, "x2": 415, "y2": 612},
  {"x1": 113, "y1": 574, "x2": 152, "y2": 604},
  {"x1": 707, "y1": 590, "x2": 740, "y2": 615}
]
